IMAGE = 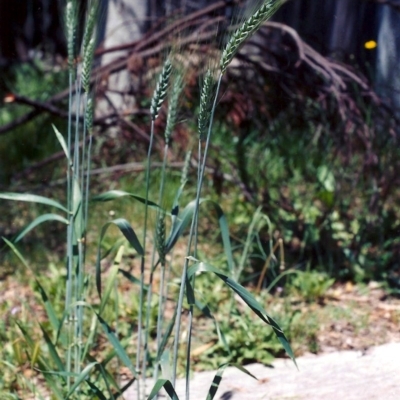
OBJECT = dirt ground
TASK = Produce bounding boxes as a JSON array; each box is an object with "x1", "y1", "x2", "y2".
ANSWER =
[{"x1": 307, "y1": 281, "x2": 400, "y2": 353}]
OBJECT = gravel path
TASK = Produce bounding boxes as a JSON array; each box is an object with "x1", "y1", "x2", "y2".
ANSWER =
[{"x1": 124, "y1": 342, "x2": 400, "y2": 399}]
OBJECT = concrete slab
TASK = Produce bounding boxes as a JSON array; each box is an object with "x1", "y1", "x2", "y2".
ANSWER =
[{"x1": 124, "y1": 342, "x2": 400, "y2": 399}]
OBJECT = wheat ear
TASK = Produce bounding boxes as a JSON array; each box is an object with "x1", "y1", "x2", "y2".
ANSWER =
[
  {"x1": 198, "y1": 69, "x2": 216, "y2": 141},
  {"x1": 220, "y1": 0, "x2": 284, "y2": 74},
  {"x1": 82, "y1": 1, "x2": 98, "y2": 54},
  {"x1": 155, "y1": 212, "x2": 166, "y2": 267},
  {"x1": 165, "y1": 73, "x2": 183, "y2": 144},
  {"x1": 82, "y1": 37, "x2": 95, "y2": 93},
  {"x1": 150, "y1": 59, "x2": 173, "y2": 121},
  {"x1": 66, "y1": 0, "x2": 77, "y2": 73}
]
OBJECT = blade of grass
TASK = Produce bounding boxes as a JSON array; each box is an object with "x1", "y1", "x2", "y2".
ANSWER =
[
  {"x1": 96, "y1": 219, "x2": 144, "y2": 298},
  {"x1": 38, "y1": 323, "x2": 65, "y2": 380},
  {"x1": 96, "y1": 314, "x2": 137, "y2": 377},
  {"x1": 147, "y1": 379, "x2": 180, "y2": 400},
  {"x1": 92, "y1": 190, "x2": 163, "y2": 211},
  {"x1": 99, "y1": 245, "x2": 124, "y2": 314},
  {"x1": 3, "y1": 238, "x2": 65, "y2": 344},
  {"x1": 14, "y1": 213, "x2": 69, "y2": 243},
  {"x1": 64, "y1": 361, "x2": 99, "y2": 399},
  {"x1": 0, "y1": 193, "x2": 68, "y2": 213},
  {"x1": 206, "y1": 363, "x2": 257, "y2": 400}
]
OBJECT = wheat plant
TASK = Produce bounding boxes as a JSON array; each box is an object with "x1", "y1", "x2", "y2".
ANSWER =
[{"x1": 0, "y1": 1, "x2": 295, "y2": 399}]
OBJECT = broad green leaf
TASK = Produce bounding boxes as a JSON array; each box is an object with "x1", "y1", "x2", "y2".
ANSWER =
[
  {"x1": 147, "y1": 379, "x2": 179, "y2": 400},
  {"x1": 14, "y1": 213, "x2": 69, "y2": 243},
  {"x1": 96, "y1": 314, "x2": 137, "y2": 377},
  {"x1": 65, "y1": 361, "x2": 99, "y2": 399},
  {"x1": 206, "y1": 363, "x2": 257, "y2": 400},
  {"x1": 188, "y1": 262, "x2": 297, "y2": 366},
  {"x1": 0, "y1": 193, "x2": 68, "y2": 213}
]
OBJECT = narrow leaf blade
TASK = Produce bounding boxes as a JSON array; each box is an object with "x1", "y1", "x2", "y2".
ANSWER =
[{"x1": 0, "y1": 193, "x2": 68, "y2": 213}]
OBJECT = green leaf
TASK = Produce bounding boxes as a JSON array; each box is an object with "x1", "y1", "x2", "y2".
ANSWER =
[
  {"x1": 65, "y1": 361, "x2": 99, "y2": 399},
  {"x1": 16, "y1": 322, "x2": 64, "y2": 400},
  {"x1": 159, "y1": 350, "x2": 172, "y2": 382},
  {"x1": 119, "y1": 268, "x2": 149, "y2": 291},
  {"x1": 0, "y1": 193, "x2": 68, "y2": 213},
  {"x1": 188, "y1": 261, "x2": 297, "y2": 367},
  {"x1": 99, "y1": 246, "x2": 124, "y2": 315},
  {"x1": 3, "y1": 238, "x2": 65, "y2": 345},
  {"x1": 86, "y1": 353, "x2": 121, "y2": 396},
  {"x1": 14, "y1": 213, "x2": 69, "y2": 243},
  {"x1": 96, "y1": 314, "x2": 137, "y2": 377},
  {"x1": 38, "y1": 324, "x2": 65, "y2": 380},
  {"x1": 317, "y1": 165, "x2": 335, "y2": 192},
  {"x1": 52, "y1": 124, "x2": 71, "y2": 164},
  {"x1": 72, "y1": 177, "x2": 83, "y2": 237},
  {"x1": 147, "y1": 379, "x2": 179, "y2": 400},
  {"x1": 207, "y1": 200, "x2": 234, "y2": 273},
  {"x1": 92, "y1": 190, "x2": 162, "y2": 211},
  {"x1": 165, "y1": 199, "x2": 233, "y2": 272},
  {"x1": 166, "y1": 199, "x2": 196, "y2": 252},
  {"x1": 195, "y1": 299, "x2": 230, "y2": 354},
  {"x1": 85, "y1": 380, "x2": 108, "y2": 400},
  {"x1": 96, "y1": 219, "x2": 144, "y2": 298},
  {"x1": 206, "y1": 363, "x2": 257, "y2": 400}
]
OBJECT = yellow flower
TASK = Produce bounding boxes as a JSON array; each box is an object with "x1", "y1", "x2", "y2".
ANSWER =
[{"x1": 364, "y1": 40, "x2": 377, "y2": 50}]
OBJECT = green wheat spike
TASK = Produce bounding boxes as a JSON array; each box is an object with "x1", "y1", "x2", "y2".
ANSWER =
[
  {"x1": 181, "y1": 150, "x2": 191, "y2": 186},
  {"x1": 82, "y1": 37, "x2": 95, "y2": 93},
  {"x1": 66, "y1": 0, "x2": 77, "y2": 73},
  {"x1": 220, "y1": 0, "x2": 284, "y2": 74},
  {"x1": 165, "y1": 73, "x2": 183, "y2": 144},
  {"x1": 85, "y1": 96, "x2": 94, "y2": 134},
  {"x1": 198, "y1": 70, "x2": 215, "y2": 141},
  {"x1": 150, "y1": 59, "x2": 173, "y2": 121},
  {"x1": 156, "y1": 211, "x2": 166, "y2": 267},
  {"x1": 82, "y1": 1, "x2": 98, "y2": 54}
]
